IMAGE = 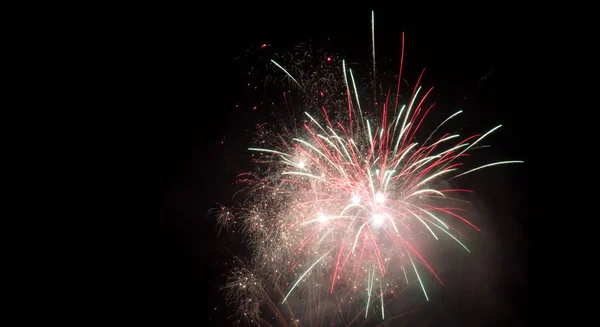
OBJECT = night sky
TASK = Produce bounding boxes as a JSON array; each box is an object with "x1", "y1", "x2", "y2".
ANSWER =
[{"x1": 152, "y1": 11, "x2": 535, "y2": 326}]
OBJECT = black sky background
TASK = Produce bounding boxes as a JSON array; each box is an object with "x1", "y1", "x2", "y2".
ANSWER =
[{"x1": 147, "y1": 10, "x2": 540, "y2": 326}]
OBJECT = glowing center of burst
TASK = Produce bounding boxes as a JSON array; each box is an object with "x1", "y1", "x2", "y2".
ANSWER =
[
  {"x1": 351, "y1": 195, "x2": 361, "y2": 204},
  {"x1": 317, "y1": 214, "x2": 329, "y2": 222},
  {"x1": 298, "y1": 161, "x2": 306, "y2": 169},
  {"x1": 374, "y1": 192, "x2": 385, "y2": 203},
  {"x1": 371, "y1": 214, "x2": 385, "y2": 227}
]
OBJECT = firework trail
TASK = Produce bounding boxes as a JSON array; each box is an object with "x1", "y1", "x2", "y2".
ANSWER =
[{"x1": 217, "y1": 13, "x2": 522, "y2": 326}]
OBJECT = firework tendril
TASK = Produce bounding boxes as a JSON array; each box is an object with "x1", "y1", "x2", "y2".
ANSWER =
[{"x1": 216, "y1": 12, "x2": 522, "y2": 326}]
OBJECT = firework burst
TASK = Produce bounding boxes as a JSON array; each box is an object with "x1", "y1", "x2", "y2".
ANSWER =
[{"x1": 218, "y1": 12, "x2": 522, "y2": 326}]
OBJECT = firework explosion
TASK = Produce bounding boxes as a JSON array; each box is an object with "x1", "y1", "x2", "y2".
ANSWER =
[{"x1": 217, "y1": 13, "x2": 522, "y2": 326}]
